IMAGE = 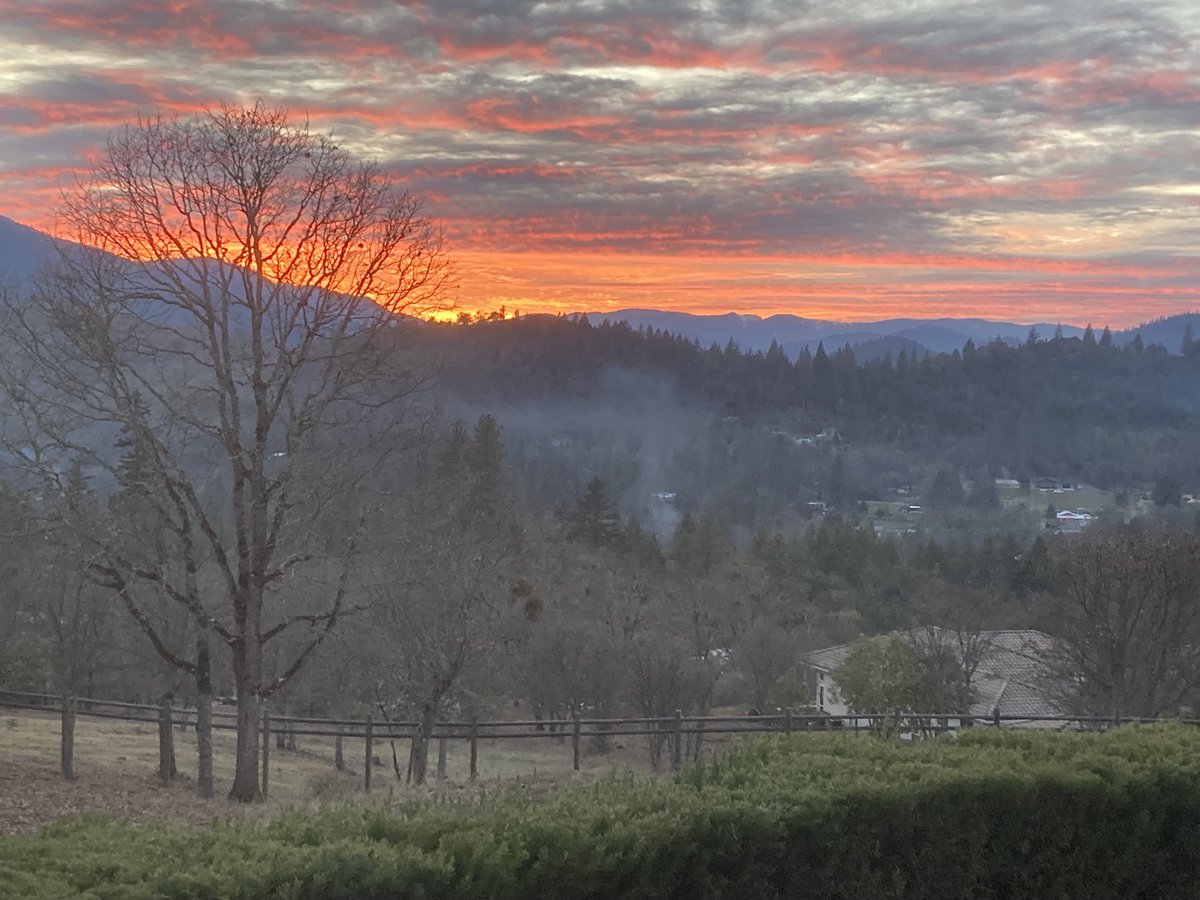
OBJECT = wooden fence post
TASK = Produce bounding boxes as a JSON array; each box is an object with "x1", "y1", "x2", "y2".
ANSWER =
[
  {"x1": 364, "y1": 714, "x2": 374, "y2": 793},
  {"x1": 60, "y1": 693, "x2": 76, "y2": 781},
  {"x1": 261, "y1": 707, "x2": 271, "y2": 801},
  {"x1": 785, "y1": 708, "x2": 793, "y2": 735},
  {"x1": 158, "y1": 696, "x2": 176, "y2": 783},
  {"x1": 992, "y1": 705, "x2": 1001, "y2": 728},
  {"x1": 671, "y1": 709, "x2": 683, "y2": 772},
  {"x1": 469, "y1": 716, "x2": 479, "y2": 782},
  {"x1": 436, "y1": 736, "x2": 447, "y2": 782},
  {"x1": 335, "y1": 733, "x2": 345, "y2": 771},
  {"x1": 196, "y1": 693, "x2": 213, "y2": 799},
  {"x1": 572, "y1": 711, "x2": 582, "y2": 772}
]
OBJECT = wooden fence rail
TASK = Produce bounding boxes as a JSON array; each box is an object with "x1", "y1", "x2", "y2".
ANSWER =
[{"x1": 4, "y1": 688, "x2": 1199, "y2": 795}]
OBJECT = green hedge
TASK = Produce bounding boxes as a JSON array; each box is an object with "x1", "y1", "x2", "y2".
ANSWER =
[{"x1": 3, "y1": 727, "x2": 1200, "y2": 899}]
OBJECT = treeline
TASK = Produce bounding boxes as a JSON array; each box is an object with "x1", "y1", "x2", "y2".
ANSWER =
[
  {"x1": 0, "y1": 416, "x2": 1044, "y2": 732},
  {"x1": 420, "y1": 315, "x2": 1200, "y2": 494}
]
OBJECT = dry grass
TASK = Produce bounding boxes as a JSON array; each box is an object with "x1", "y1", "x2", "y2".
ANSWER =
[{"x1": 0, "y1": 709, "x2": 667, "y2": 835}]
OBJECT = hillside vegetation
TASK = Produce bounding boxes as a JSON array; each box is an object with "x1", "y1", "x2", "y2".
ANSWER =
[{"x1": 3, "y1": 726, "x2": 1199, "y2": 899}]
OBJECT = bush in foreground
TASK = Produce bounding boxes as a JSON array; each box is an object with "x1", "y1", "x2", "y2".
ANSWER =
[{"x1": 2, "y1": 727, "x2": 1200, "y2": 899}]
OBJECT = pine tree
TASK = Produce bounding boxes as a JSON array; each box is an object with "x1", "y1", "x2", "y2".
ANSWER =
[
  {"x1": 812, "y1": 341, "x2": 831, "y2": 375},
  {"x1": 570, "y1": 477, "x2": 620, "y2": 546},
  {"x1": 1083, "y1": 324, "x2": 1096, "y2": 347},
  {"x1": 437, "y1": 420, "x2": 470, "y2": 480},
  {"x1": 827, "y1": 454, "x2": 849, "y2": 509},
  {"x1": 468, "y1": 414, "x2": 506, "y2": 517},
  {"x1": 928, "y1": 467, "x2": 963, "y2": 509},
  {"x1": 1099, "y1": 326, "x2": 1113, "y2": 349}
]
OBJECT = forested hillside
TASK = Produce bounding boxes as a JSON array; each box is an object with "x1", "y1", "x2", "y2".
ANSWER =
[{"x1": 417, "y1": 315, "x2": 1200, "y2": 529}]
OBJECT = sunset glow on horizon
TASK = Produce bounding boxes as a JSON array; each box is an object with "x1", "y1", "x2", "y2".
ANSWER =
[{"x1": 4, "y1": 0, "x2": 1200, "y2": 328}]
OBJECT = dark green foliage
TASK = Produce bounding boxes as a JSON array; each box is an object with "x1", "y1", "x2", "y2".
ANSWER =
[
  {"x1": 568, "y1": 477, "x2": 621, "y2": 546},
  {"x1": 422, "y1": 315, "x2": 1200, "y2": 507},
  {"x1": 1153, "y1": 475, "x2": 1183, "y2": 508},
  {"x1": 4, "y1": 728, "x2": 1200, "y2": 899}
]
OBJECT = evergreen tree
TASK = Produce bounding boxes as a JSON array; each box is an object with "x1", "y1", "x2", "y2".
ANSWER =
[
  {"x1": 437, "y1": 420, "x2": 470, "y2": 480},
  {"x1": 1152, "y1": 475, "x2": 1182, "y2": 508},
  {"x1": 1099, "y1": 326, "x2": 1113, "y2": 348},
  {"x1": 927, "y1": 467, "x2": 963, "y2": 509},
  {"x1": 1182, "y1": 322, "x2": 1196, "y2": 356},
  {"x1": 670, "y1": 510, "x2": 727, "y2": 575},
  {"x1": 1083, "y1": 324, "x2": 1096, "y2": 347},
  {"x1": 570, "y1": 477, "x2": 621, "y2": 546},
  {"x1": 812, "y1": 341, "x2": 831, "y2": 375},
  {"x1": 468, "y1": 414, "x2": 507, "y2": 517},
  {"x1": 827, "y1": 454, "x2": 849, "y2": 510},
  {"x1": 966, "y1": 469, "x2": 999, "y2": 510}
]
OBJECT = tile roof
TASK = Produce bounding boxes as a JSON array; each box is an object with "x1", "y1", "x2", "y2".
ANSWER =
[{"x1": 803, "y1": 628, "x2": 1068, "y2": 719}]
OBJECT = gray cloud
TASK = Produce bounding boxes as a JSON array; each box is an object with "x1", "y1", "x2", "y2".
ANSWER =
[{"x1": 1, "y1": 0, "x2": 1199, "y2": 320}]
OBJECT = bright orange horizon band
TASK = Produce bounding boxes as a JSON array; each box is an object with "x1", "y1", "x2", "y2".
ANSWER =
[
  {"x1": 5, "y1": 0, "x2": 1200, "y2": 332},
  {"x1": 12, "y1": 210, "x2": 1193, "y2": 330}
]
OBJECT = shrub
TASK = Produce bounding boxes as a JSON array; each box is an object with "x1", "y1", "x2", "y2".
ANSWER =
[{"x1": 2, "y1": 726, "x2": 1200, "y2": 899}]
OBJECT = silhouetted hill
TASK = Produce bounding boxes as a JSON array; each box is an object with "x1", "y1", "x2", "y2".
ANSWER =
[
  {"x1": 588, "y1": 309, "x2": 1090, "y2": 356},
  {"x1": 1120, "y1": 313, "x2": 1200, "y2": 352}
]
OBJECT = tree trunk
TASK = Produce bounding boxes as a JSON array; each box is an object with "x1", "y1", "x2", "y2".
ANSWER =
[
  {"x1": 157, "y1": 696, "x2": 177, "y2": 783},
  {"x1": 229, "y1": 690, "x2": 262, "y2": 802},
  {"x1": 195, "y1": 640, "x2": 214, "y2": 799},
  {"x1": 409, "y1": 705, "x2": 438, "y2": 785},
  {"x1": 60, "y1": 693, "x2": 75, "y2": 781},
  {"x1": 196, "y1": 693, "x2": 214, "y2": 799}
]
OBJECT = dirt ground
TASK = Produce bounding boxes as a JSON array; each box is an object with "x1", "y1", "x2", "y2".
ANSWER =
[{"x1": 0, "y1": 708, "x2": 664, "y2": 835}]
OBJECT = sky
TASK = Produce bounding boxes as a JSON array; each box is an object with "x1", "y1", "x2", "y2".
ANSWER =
[{"x1": 3, "y1": 0, "x2": 1200, "y2": 326}]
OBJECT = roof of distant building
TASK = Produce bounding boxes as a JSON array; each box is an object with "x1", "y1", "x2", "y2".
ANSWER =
[{"x1": 804, "y1": 628, "x2": 1067, "y2": 719}]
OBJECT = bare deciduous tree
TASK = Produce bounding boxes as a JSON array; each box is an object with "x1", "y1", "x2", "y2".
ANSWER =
[
  {"x1": 0, "y1": 103, "x2": 449, "y2": 800},
  {"x1": 1041, "y1": 528, "x2": 1200, "y2": 718},
  {"x1": 367, "y1": 416, "x2": 528, "y2": 785}
]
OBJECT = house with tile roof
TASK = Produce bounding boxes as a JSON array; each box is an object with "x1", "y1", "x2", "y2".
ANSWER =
[{"x1": 804, "y1": 628, "x2": 1068, "y2": 726}]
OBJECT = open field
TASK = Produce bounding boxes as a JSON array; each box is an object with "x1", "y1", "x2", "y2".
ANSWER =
[
  {"x1": 999, "y1": 484, "x2": 1120, "y2": 513},
  {"x1": 0, "y1": 709, "x2": 661, "y2": 835}
]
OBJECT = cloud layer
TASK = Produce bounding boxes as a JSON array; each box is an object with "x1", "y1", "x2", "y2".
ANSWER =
[{"x1": 3, "y1": 0, "x2": 1200, "y2": 324}]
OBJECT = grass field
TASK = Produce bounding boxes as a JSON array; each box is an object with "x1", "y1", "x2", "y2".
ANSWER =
[
  {"x1": 0, "y1": 708, "x2": 661, "y2": 835},
  {"x1": 999, "y1": 485, "x2": 1119, "y2": 513}
]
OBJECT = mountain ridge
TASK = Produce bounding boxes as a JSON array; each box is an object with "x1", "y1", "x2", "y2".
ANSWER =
[{"x1": 3, "y1": 215, "x2": 1197, "y2": 356}]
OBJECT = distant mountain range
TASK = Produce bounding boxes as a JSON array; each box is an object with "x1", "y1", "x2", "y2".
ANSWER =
[
  {"x1": 2, "y1": 214, "x2": 1197, "y2": 358},
  {"x1": 585, "y1": 309, "x2": 1200, "y2": 357}
]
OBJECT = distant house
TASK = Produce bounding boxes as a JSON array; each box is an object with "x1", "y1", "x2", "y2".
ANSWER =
[
  {"x1": 1032, "y1": 477, "x2": 1078, "y2": 492},
  {"x1": 1053, "y1": 509, "x2": 1094, "y2": 534},
  {"x1": 803, "y1": 628, "x2": 1068, "y2": 725},
  {"x1": 994, "y1": 478, "x2": 1021, "y2": 488}
]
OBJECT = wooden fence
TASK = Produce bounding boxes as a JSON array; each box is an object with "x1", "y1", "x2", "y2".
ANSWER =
[{"x1": 4, "y1": 689, "x2": 1197, "y2": 795}]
